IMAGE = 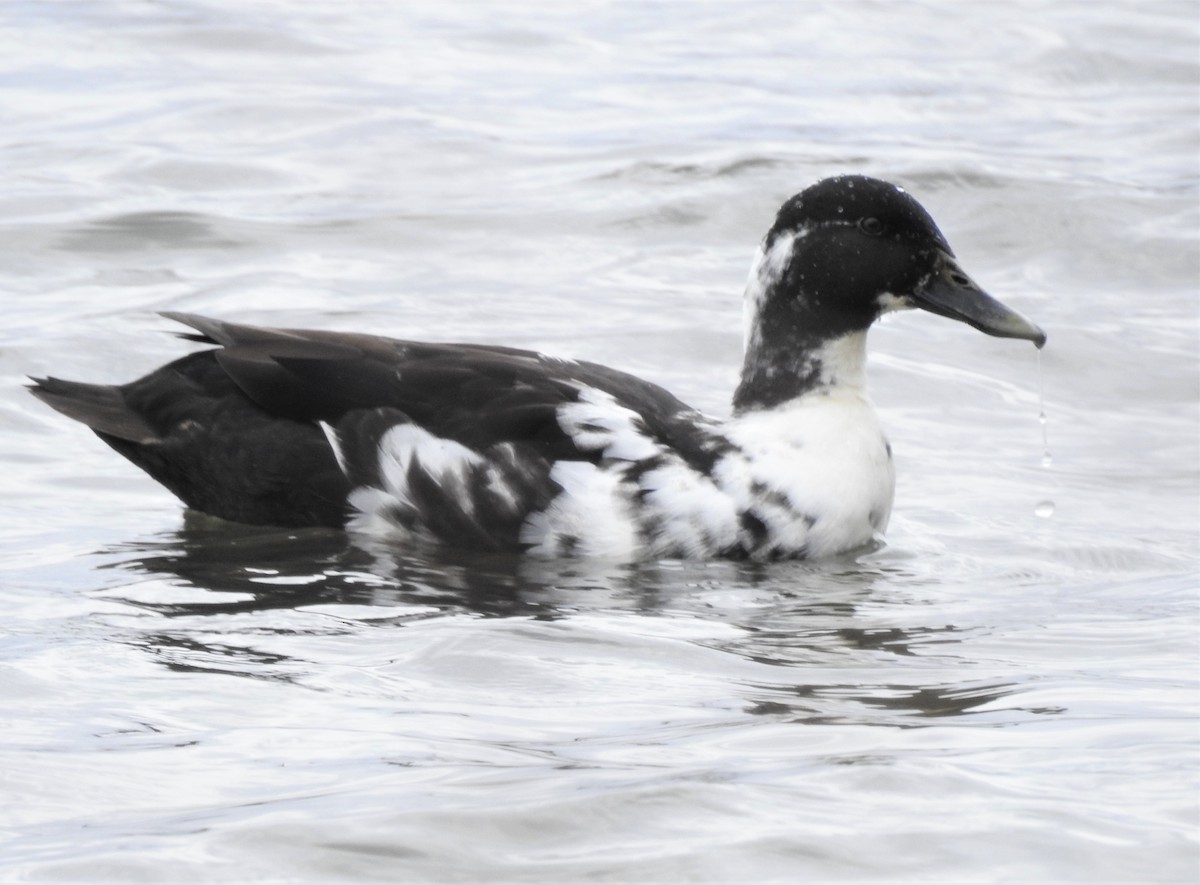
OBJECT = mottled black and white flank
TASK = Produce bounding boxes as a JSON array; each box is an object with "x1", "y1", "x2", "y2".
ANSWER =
[{"x1": 30, "y1": 176, "x2": 1046, "y2": 560}]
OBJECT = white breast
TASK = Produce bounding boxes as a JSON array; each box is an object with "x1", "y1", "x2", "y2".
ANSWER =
[{"x1": 716, "y1": 388, "x2": 895, "y2": 557}]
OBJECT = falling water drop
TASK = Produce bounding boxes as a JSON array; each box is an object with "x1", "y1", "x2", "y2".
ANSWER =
[
  {"x1": 1034, "y1": 351, "x2": 1054, "y2": 519},
  {"x1": 1039, "y1": 416, "x2": 1053, "y2": 468},
  {"x1": 1037, "y1": 350, "x2": 1051, "y2": 467}
]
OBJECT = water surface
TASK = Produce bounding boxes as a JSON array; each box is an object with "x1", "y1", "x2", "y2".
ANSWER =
[{"x1": 2, "y1": 1, "x2": 1197, "y2": 881}]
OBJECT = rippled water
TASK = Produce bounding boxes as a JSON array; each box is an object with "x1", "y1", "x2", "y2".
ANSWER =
[{"x1": 3, "y1": 1, "x2": 1198, "y2": 881}]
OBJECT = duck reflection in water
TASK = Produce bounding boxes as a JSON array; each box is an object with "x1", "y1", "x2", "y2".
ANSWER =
[{"x1": 90, "y1": 515, "x2": 1046, "y2": 725}]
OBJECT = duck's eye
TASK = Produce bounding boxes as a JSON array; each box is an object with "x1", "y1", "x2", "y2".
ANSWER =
[{"x1": 858, "y1": 216, "x2": 886, "y2": 237}]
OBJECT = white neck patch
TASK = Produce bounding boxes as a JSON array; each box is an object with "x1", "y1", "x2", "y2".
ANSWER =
[{"x1": 743, "y1": 228, "x2": 804, "y2": 353}]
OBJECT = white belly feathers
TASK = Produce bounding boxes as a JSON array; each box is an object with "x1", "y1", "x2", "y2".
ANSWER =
[{"x1": 342, "y1": 380, "x2": 895, "y2": 560}]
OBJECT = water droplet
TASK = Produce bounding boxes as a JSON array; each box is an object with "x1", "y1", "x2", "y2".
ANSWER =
[
  {"x1": 1035, "y1": 500, "x2": 1055, "y2": 519},
  {"x1": 1036, "y1": 352, "x2": 1051, "y2": 465},
  {"x1": 1041, "y1": 452, "x2": 1053, "y2": 468}
]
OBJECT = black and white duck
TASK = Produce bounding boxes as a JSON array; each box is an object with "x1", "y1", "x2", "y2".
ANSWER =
[{"x1": 30, "y1": 175, "x2": 1046, "y2": 560}]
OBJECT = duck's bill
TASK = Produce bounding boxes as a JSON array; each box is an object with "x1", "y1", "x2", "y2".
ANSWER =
[{"x1": 912, "y1": 250, "x2": 1047, "y2": 349}]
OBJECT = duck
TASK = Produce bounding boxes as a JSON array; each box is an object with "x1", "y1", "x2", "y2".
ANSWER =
[{"x1": 29, "y1": 175, "x2": 1045, "y2": 560}]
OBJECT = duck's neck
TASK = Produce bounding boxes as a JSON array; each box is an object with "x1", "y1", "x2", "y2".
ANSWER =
[
  {"x1": 733, "y1": 235, "x2": 873, "y2": 414},
  {"x1": 733, "y1": 328, "x2": 870, "y2": 413}
]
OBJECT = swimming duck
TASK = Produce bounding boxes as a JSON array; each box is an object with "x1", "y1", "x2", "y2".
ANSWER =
[{"x1": 30, "y1": 175, "x2": 1045, "y2": 560}]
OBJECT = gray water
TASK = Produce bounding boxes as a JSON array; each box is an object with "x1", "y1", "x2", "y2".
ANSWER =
[{"x1": 2, "y1": 1, "x2": 1198, "y2": 882}]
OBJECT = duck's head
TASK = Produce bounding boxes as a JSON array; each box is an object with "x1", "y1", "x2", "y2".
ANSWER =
[{"x1": 735, "y1": 175, "x2": 1046, "y2": 411}]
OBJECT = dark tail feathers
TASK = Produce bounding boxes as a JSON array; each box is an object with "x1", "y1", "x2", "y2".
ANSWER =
[{"x1": 28, "y1": 377, "x2": 159, "y2": 444}]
